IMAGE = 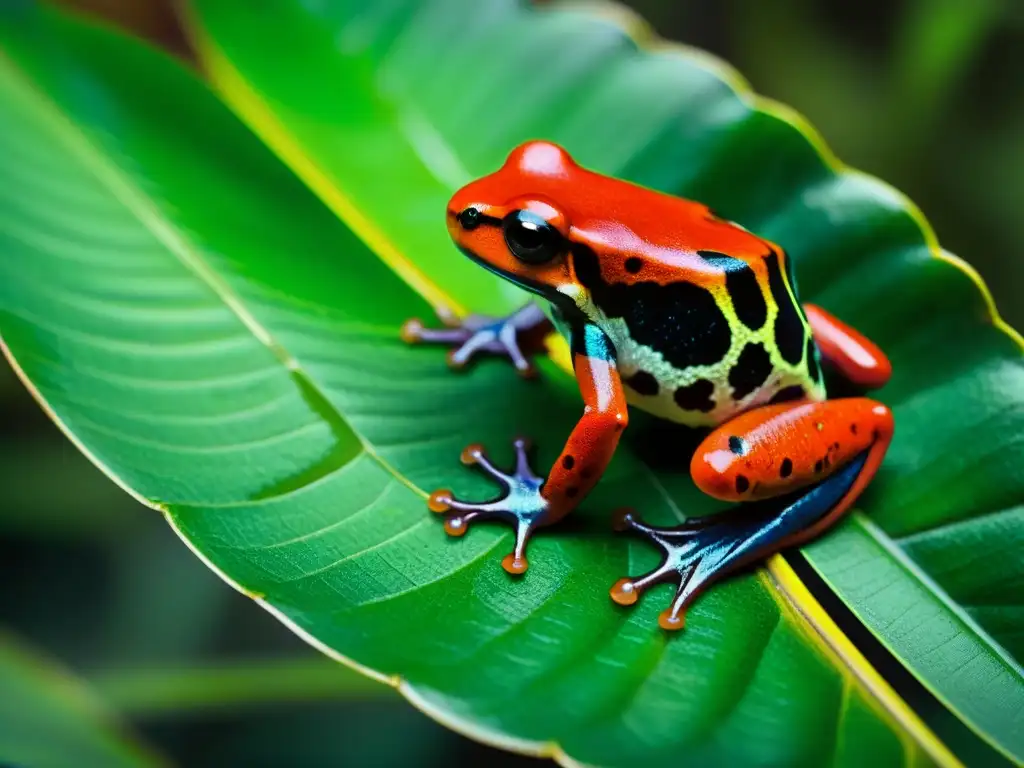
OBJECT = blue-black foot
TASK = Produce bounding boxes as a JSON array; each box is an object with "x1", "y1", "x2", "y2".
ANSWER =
[
  {"x1": 428, "y1": 438, "x2": 554, "y2": 575},
  {"x1": 610, "y1": 454, "x2": 868, "y2": 631},
  {"x1": 401, "y1": 304, "x2": 551, "y2": 378}
]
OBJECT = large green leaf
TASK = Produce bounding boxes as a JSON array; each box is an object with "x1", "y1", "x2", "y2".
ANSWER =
[
  {"x1": 180, "y1": 0, "x2": 1024, "y2": 761},
  {"x1": 0, "y1": 5, "x2": 1013, "y2": 768},
  {"x1": 0, "y1": 630, "x2": 164, "y2": 768}
]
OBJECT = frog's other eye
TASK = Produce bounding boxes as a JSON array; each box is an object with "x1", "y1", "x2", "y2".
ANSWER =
[
  {"x1": 502, "y1": 209, "x2": 562, "y2": 264},
  {"x1": 457, "y1": 207, "x2": 482, "y2": 230}
]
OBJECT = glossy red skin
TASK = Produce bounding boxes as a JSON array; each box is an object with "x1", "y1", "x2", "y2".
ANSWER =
[
  {"x1": 804, "y1": 304, "x2": 893, "y2": 389},
  {"x1": 539, "y1": 351, "x2": 628, "y2": 522},
  {"x1": 447, "y1": 140, "x2": 785, "y2": 297},
  {"x1": 448, "y1": 143, "x2": 888, "y2": 512},
  {"x1": 692, "y1": 398, "x2": 894, "y2": 503}
]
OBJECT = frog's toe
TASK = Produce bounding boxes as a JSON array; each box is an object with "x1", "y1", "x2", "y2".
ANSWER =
[
  {"x1": 403, "y1": 314, "x2": 527, "y2": 374},
  {"x1": 429, "y1": 438, "x2": 551, "y2": 575},
  {"x1": 609, "y1": 508, "x2": 748, "y2": 631},
  {"x1": 400, "y1": 317, "x2": 473, "y2": 345},
  {"x1": 402, "y1": 305, "x2": 549, "y2": 376},
  {"x1": 444, "y1": 331, "x2": 506, "y2": 371},
  {"x1": 443, "y1": 319, "x2": 537, "y2": 377}
]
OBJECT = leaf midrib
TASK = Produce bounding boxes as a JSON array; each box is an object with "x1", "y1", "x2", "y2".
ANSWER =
[
  {"x1": 855, "y1": 515, "x2": 1024, "y2": 679},
  {"x1": 810, "y1": 513, "x2": 1024, "y2": 764},
  {"x1": 0, "y1": 50, "x2": 428, "y2": 507}
]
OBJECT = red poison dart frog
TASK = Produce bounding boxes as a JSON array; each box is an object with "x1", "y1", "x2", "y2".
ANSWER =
[{"x1": 402, "y1": 141, "x2": 894, "y2": 630}]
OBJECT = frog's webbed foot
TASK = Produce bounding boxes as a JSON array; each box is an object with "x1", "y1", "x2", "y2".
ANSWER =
[
  {"x1": 428, "y1": 438, "x2": 555, "y2": 575},
  {"x1": 608, "y1": 509, "x2": 730, "y2": 631},
  {"x1": 609, "y1": 453, "x2": 869, "y2": 631},
  {"x1": 401, "y1": 303, "x2": 551, "y2": 378}
]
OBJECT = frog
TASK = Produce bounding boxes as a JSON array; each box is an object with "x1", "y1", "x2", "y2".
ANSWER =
[{"x1": 401, "y1": 140, "x2": 894, "y2": 630}]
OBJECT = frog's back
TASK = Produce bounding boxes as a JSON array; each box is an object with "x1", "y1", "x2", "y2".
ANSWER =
[
  {"x1": 452, "y1": 140, "x2": 825, "y2": 427},
  {"x1": 565, "y1": 191, "x2": 826, "y2": 428}
]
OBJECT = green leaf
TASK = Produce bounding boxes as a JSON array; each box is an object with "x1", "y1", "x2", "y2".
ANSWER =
[
  {"x1": 0, "y1": 5, "x2": 1011, "y2": 768},
  {"x1": 0, "y1": 630, "x2": 165, "y2": 768},
  {"x1": 181, "y1": 0, "x2": 1024, "y2": 761}
]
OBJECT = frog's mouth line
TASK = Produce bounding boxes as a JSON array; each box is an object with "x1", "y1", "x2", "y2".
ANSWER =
[{"x1": 456, "y1": 244, "x2": 573, "y2": 313}]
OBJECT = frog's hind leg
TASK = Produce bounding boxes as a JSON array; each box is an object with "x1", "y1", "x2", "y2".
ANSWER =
[
  {"x1": 610, "y1": 456, "x2": 867, "y2": 631},
  {"x1": 611, "y1": 397, "x2": 893, "y2": 630},
  {"x1": 401, "y1": 302, "x2": 552, "y2": 377}
]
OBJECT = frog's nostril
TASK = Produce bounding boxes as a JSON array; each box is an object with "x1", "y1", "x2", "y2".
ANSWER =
[{"x1": 457, "y1": 207, "x2": 481, "y2": 231}]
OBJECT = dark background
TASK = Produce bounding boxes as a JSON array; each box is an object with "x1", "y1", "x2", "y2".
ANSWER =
[{"x1": 3, "y1": 0, "x2": 1020, "y2": 765}]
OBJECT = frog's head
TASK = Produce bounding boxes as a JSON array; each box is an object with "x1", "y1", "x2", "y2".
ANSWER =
[{"x1": 446, "y1": 141, "x2": 582, "y2": 308}]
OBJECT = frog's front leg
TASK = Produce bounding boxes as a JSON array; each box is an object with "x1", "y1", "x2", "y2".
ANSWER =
[
  {"x1": 610, "y1": 398, "x2": 893, "y2": 630},
  {"x1": 428, "y1": 322, "x2": 627, "y2": 575},
  {"x1": 401, "y1": 302, "x2": 552, "y2": 378}
]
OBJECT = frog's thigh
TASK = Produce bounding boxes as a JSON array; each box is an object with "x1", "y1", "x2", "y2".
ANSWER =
[{"x1": 690, "y1": 398, "x2": 894, "y2": 507}]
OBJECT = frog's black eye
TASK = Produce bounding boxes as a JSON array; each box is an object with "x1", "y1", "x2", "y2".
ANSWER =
[
  {"x1": 457, "y1": 207, "x2": 481, "y2": 230},
  {"x1": 502, "y1": 209, "x2": 562, "y2": 264}
]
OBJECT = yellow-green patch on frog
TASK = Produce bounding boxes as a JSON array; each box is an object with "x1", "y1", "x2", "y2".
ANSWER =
[{"x1": 567, "y1": 239, "x2": 826, "y2": 428}]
